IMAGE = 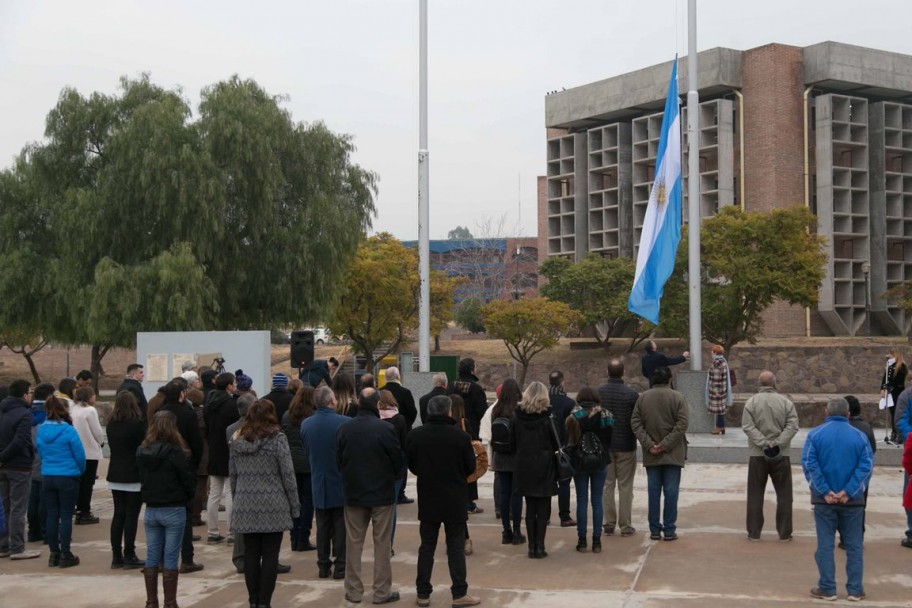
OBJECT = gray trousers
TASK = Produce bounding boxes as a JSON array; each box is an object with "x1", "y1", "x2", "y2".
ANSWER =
[
  {"x1": 0, "y1": 470, "x2": 32, "y2": 555},
  {"x1": 343, "y1": 504, "x2": 395, "y2": 602},
  {"x1": 603, "y1": 451, "x2": 637, "y2": 530}
]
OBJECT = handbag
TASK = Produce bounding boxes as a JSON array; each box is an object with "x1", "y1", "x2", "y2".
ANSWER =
[
  {"x1": 548, "y1": 415, "x2": 575, "y2": 483},
  {"x1": 460, "y1": 419, "x2": 488, "y2": 483}
]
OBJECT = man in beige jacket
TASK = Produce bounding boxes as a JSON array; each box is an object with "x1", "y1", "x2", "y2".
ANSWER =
[{"x1": 741, "y1": 371, "x2": 799, "y2": 541}]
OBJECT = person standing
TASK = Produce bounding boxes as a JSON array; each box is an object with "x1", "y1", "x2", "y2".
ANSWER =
[
  {"x1": 641, "y1": 341, "x2": 690, "y2": 387},
  {"x1": 264, "y1": 373, "x2": 294, "y2": 424},
  {"x1": 418, "y1": 373, "x2": 448, "y2": 425},
  {"x1": 301, "y1": 386, "x2": 350, "y2": 580},
  {"x1": 0, "y1": 379, "x2": 40, "y2": 560},
  {"x1": 204, "y1": 372, "x2": 240, "y2": 544},
  {"x1": 335, "y1": 388, "x2": 403, "y2": 605},
  {"x1": 511, "y1": 382, "x2": 558, "y2": 559},
  {"x1": 117, "y1": 364, "x2": 149, "y2": 420},
  {"x1": 407, "y1": 395, "x2": 481, "y2": 608},
  {"x1": 631, "y1": 366, "x2": 688, "y2": 541},
  {"x1": 707, "y1": 345, "x2": 733, "y2": 435},
  {"x1": 449, "y1": 358, "x2": 487, "y2": 442},
  {"x1": 802, "y1": 397, "x2": 873, "y2": 602},
  {"x1": 882, "y1": 348, "x2": 908, "y2": 443},
  {"x1": 105, "y1": 390, "x2": 147, "y2": 569},
  {"x1": 741, "y1": 371, "x2": 799, "y2": 541},
  {"x1": 598, "y1": 360, "x2": 639, "y2": 538},
  {"x1": 74, "y1": 370, "x2": 93, "y2": 391},
  {"x1": 282, "y1": 385, "x2": 316, "y2": 552},
  {"x1": 489, "y1": 379, "x2": 524, "y2": 546},
  {"x1": 380, "y1": 367, "x2": 417, "y2": 505},
  {"x1": 27, "y1": 383, "x2": 54, "y2": 544},
  {"x1": 230, "y1": 399, "x2": 300, "y2": 608},
  {"x1": 71, "y1": 386, "x2": 104, "y2": 525},
  {"x1": 842, "y1": 395, "x2": 876, "y2": 548},
  {"x1": 548, "y1": 371, "x2": 577, "y2": 528},
  {"x1": 378, "y1": 390, "x2": 408, "y2": 554}
]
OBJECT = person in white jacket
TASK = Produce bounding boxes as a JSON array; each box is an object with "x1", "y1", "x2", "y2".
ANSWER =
[{"x1": 71, "y1": 386, "x2": 105, "y2": 525}]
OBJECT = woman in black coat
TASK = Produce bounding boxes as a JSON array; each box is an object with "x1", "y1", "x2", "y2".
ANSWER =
[
  {"x1": 282, "y1": 385, "x2": 316, "y2": 551},
  {"x1": 106, "y1": 391, "x2": 147, "y2": 569},
  {"x1": 511, "y1": 381, "x2": 558, "y2": 559}
]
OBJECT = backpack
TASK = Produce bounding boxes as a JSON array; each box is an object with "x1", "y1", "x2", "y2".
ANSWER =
[
  {"x1": 576, "y1": 430, "x2": 608, "y2": 472},
  {"x1": 491, "y1": 416, "x2": 513, "y2": 454}
]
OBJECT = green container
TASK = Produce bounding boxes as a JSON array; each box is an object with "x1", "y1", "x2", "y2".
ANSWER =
[{"x1": 429, "y1": 355, "x2": 459, "y2": 386}]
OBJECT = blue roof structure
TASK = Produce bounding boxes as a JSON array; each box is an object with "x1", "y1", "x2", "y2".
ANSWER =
[{"x1": 401, "y1": 239, "x2": 507, "y2": 254}]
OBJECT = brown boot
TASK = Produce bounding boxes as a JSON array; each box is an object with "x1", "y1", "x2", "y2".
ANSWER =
[
  {"x1": 144, "y1": 567, "x2": 160, "y2": 608},
  {"x1": 162, "y1": 568, "x2": 180, "y2": 608}
]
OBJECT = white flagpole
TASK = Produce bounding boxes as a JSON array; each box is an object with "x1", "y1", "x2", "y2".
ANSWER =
[
  {"x1": 687, "y1": 0, "x2": 702, "y2": 370},
  {"x1": 418, "y1": 0, "x2": 430, "y2": 372}
]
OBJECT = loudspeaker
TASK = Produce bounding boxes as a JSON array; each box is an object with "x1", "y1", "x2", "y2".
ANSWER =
[{"x1": 290, "y1": 330, "x2": 315, "y2": 368}]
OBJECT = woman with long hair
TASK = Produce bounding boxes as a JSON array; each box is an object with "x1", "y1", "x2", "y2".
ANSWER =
[
  {"x1": 707, "y1": 345, "x2": 733, "y2": 435},
  {"x1": 333, "y1": 373, "x2": 358, "y2": 417},
  {"x1": 490, "y1": 379, "x2": 525, "y2": 546},
  {"x1": 884, "y1": 348, "x2": 908, "y2": 443},
  {"x1": 137, "y1": 411, "x2": 196, "y2": 608},
  {"x1": 283, "y1": 385, "x2": 316, "y2": 551},
  {"x1": 37, "y1": 396, "x2": 85, "y2": 568},
  {"x1": 379, "y1": 390, "x2": 408, "y2": 555},
  {"x1": 231, "y1": 399, "x2": 300, "y2": 608},
  {"x1": 71, "y1": 386, "x2": 104, "y2": 525},
  {"x1": 106, "y1": 390, "x2": 146, "y2": 569},
  {"x1": 565, "y1": 387, "x2": 613, "y2": 553},
  {"x1": 511, "y1": 381, "x2": 558, "y2": 558}
]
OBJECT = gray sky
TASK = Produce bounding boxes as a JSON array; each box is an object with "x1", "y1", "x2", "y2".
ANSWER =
[{"x1": 2, "y1": 0, "x2": 910, "y2": 240}]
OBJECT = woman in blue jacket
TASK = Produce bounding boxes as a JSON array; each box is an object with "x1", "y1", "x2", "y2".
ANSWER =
[{"x1": 36, "y1": 395, "x2": 86, "y2": 568}]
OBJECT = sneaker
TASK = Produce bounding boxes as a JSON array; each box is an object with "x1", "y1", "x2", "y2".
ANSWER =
[
  {"x1": 901, "y1": 537, "x2": 912, "y2": 549},
  {"x1": 452, "y1": 594, "x2": 481, "y2": 607},
  {"x1": 604, "y1": 525, "x2": 616, "y2": 536},
  {"x1": 747, "y1": 535, "x2": 761, "y2": 542},
  {"x1": 318, "y1": 566, "x2": 330, "y2": 579},
  {"x1": 560, "y1": 519, "x2": 576, "y2": 528},
  {"x1": 663, "y1": 533, "x2": 678, "y2": 541},
  {"x1": 344, "y1": 594, "x2": 362, "y2": 604},
  {"x1": 372, "y1": 591, "x2": 400, "y2": 604},
  {"x1": 179, "y1": 561, "x2": 205, "y2": 574},
  {"x1": 207, "y1": 534, "x2": 226, "y2": 544},
  {"x1": 846, "y1": 593, "x2": 866, "y2": 602},
  {"x1": 809, "y1": 587, "x2": 837, "y2": 601},
  {"x1": 467, "y1": 506, "x2": 484, "y2": 515},
  {"x1": 277, "y1": 563, "x2": 291, "y2": 574},
  {"x1": 11, "y1": 550, "x2": 41, "y2": 560},
  {"x1": 620, "y1": 527, "x2": 637, "y2": 537},
  {"x1": 397, "y1": 495, "x2": 415, "y2": 505},
  {"x1": 416, "y1": 597, "x2": 431, "y2": 607},
  {"x1": 75, "y1": 513, "x2": 100, "y2": 525},
  {"x1": 0, "y1": 550, "x2": 10, "y2": 558},
  {"x1": 649, "y1": 533, "x2": 662, "y2": 541},
  {"x1": 779, "y1": 536, "x2": 793, "y2": 542}
]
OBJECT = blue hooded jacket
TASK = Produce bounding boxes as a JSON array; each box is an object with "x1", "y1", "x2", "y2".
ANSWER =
[
  {"x1": 801, "y1": 415, "x2": 873, "y2": 506},
  {"x1": 37, "y1": 420, "x2": 86, "y2": 477}
]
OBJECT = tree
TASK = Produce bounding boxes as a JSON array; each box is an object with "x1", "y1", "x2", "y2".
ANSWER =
[
  {"x1": 444, "y1": 214, "x2": 520, "y2": 303},
  {"x1": 658, "y1": 206, "x2": 826, "y2": 352},
  {"x1": 540, "y1": 253, "x2": 653, "y2": 350},
  {"x1": 1, "y1": 74, "x2": 377, "y2": 379},
  {"x1": 884, "y1": 282, "x2": 912, "y2": 335},
  {"x1": 0, "y1": 330, "x2": 47, "y2": 383},
  {"x1": 447, "y1": 225, "x2": 474, "y2": 240},
  {"x1": 482, "y1": 297, "x2": 582, "y2": 386},
  {"x1": 454, "y1": 298, "x2": 486, "y2": 333},
  {"x1": 430, "y1": 270, "x2": 461, "y2": 352}
]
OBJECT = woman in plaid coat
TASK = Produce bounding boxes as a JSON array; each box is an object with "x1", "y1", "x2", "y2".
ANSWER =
[{"x1": 708, "y1": 345, "x2": 733, "y2": 434}]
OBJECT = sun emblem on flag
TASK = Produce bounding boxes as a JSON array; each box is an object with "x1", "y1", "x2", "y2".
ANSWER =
[{"x1": 656, "y1": 183, "x2": 667, "y2": 209}]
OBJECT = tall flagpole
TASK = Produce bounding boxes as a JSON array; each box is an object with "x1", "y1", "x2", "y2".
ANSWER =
[
  {"x1": 417, "y1": 0, "x2": 430, "y2": 372},
  {"x1": 687, "y1": 0, "x2": 702, "y2": 370}
]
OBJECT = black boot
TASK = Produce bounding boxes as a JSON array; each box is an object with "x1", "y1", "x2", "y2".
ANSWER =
[
  {"x1": 511, "y1": 526, "x2": 526, "y2": 545},
  {"x1": 526, "y1": 519, "x2": 536, "y2": 558},
  {"x1": 534, "y1": 543, "x2": 548, "y2": 558},
  {"x1": 576, "y1": 535, "x2": 587, "y2": 552},
  {"x1": 111, "y1": 547, "x2": 124, "y2": 569},
  {"x1": 501, "y1": 529, "x2": 513, "y2": 544},
  {"x1": 123, "y1": 550, "x2": 145, "y2": 570},
  {"x1": 59, "y1": 551, "x2": 80, "y2": 568},
  {"x1": 592, "y1": 536, "x2": 602, "y2": 553}
]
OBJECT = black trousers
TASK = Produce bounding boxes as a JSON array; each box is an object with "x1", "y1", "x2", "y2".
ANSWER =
[
  {"x1": 524, "y1": 496, "x2": 551, "y2": 547},
  {"x1": 315, "y1": 507, "x2": 346, "y2": 571},
  {"x1": 181, "y1": 502, "x2": 195, "y2": 563},
  {"x1": 416, "y1": 520, "x2": 467, "y2": 600},
  {"x1": 110, "y1": 490, "x2": 142, "y2": 553},
  {"x1": 76, "y1": 460, "x2": 98, "y2": 514},
  {"x1": 244, "y1": 531, "x2": 283, "y2": 606},
  {"x1": 746, "y1": 456, "x2": 793, "y2": 540}
]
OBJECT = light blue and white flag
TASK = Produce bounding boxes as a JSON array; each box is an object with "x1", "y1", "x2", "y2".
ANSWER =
[{"x1": 628, "y1": 59, "x2": 682, "y2": 325}]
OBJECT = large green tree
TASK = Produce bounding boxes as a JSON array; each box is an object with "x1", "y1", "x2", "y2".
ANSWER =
[
  {"x1": 659, "y1": 205, "x2": 826, "y2": 352},
  {"x1": 0, "y1": 74, "x2": 377, "y2": 380}
]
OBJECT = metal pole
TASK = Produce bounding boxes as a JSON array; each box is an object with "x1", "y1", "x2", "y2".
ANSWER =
[
  {"x1": 687, "y1": 0, "x2": 702, "y2": 370},
  {"x1": 417, "y1": 0, "x2": 430, "y2": 372}
]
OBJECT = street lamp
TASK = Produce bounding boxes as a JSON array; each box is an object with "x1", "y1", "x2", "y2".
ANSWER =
[{"x1": 862, "y1": 261, "x2": 871, "y2": 337}]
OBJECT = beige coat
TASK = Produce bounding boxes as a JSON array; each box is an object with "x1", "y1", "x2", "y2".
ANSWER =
[
  {"x1": 741, "y1": 387, "x2": 799, "y2": 457},
  {"x1": 631, "y1": 385, "x2": 688, "y2": 467}
]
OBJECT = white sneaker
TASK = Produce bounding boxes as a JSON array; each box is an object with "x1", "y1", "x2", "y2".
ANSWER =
[{"x1": 11, "y1": 550, "x2": 41, "y2": 560}]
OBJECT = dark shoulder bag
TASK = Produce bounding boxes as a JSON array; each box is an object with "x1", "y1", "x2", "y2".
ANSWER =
[{"x1": 548, "y1": 415, "x2": 575, "y2": 483}]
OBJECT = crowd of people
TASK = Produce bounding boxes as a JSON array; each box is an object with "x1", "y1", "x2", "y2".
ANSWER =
[{"x1": 0, "y1": 345, "x2": 909, "y2": 605}]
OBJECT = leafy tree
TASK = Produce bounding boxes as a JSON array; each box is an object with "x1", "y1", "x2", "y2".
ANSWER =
[
  {"x1": 884, "y1": 282, "x2": 912, "y2": 336},
  {"x1": 430, "y1": 271, "x2": 461, "y2": 352},
  {"x1": 540, "y1": 253, "x2": 653, "y2": 350},
  {"x1": 482, "y1": 297, "x2": 582, "y2": 386},
  {"x1": 0, "y1": 330, "x2": 47, "y2": 383},
  {"x1": 454, "y1": 298, "x2": 486, "y2": 334},
  {"x1": 659, "y1": 206, "x2": 826, "y2": 352},
  {"x1": 447, "y1": 225, "x2": 474, "y2": 240}
]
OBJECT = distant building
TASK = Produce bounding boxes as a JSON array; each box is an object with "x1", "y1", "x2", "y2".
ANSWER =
[
  {"x1": 540, "y1": 41, "x2": 912, "y2": 337},
  {"x1": 402, "y1": 238, "x2": 539, "y2": 302}
]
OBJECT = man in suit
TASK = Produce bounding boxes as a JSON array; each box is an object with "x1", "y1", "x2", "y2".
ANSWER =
[{"x1": 380, "y1": 366, "x2": 417, "y2": 504}]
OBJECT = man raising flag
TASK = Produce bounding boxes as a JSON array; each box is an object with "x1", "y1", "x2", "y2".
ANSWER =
[{"x1": 628, "y1": 60, "x2": 682, "y2": 325}]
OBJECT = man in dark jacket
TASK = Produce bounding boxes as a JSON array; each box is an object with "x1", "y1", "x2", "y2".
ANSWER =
[
  {"x1": 158, "y1": 379, "x2": 205, "y2": 573},
  {"x1": 117, "y1": 364, "x2": 149, "y2": 420},
  {"x1": 0, "y1": 379, "x2": 40, "y2": 560},
  {"x1": 449, "y1": 358, "x2": 487, "y2": 441},
  {"x1": 380, "y1": 366, "x2": 417, "y2": 504},
  {"x1": 419, "y1": 373, "x2": 448, "y2": 425},
  {"x1": 263, "y1": 373, "x2": 293, "y2": 424},
  {"x1": 203, "y1": 372, "x2": 239, "y2": 544},
  {"x1": 548, "y1": 370, "x2": 576, "y2": 527},
  {"x1": 598, "y1": 359, "x2": 640, "y2": 537},
  {"x1": 407, "y1": 394, "x2": 480, "y2": 608},
  {"x1": 641, "y1": 341, "x2": 689, "y2": 387},
  {"x1": 336, "y1": 388, "x2": 403, "y2": 605}
]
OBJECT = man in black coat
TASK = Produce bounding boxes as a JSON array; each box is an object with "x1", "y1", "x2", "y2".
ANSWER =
[
  {"x1": 406, "y1": 394, "x2": 480, "y2": 607},
  {"x1": 158, "y1": 379, "x2": 205, "y2": 573},
  {"x1": 641, "y1": 341, "x2": 690, "y2": 387},
  {"x1": 419, "y1": 373, "x2": 448, "y2": 425},
  {"x1": 449, "y1": 358, "x2": 487, "y2": 441},
  {"x1": 598, "y1": 359, "x2": 640, "y2": 536},
  {"x1": 548, "y1": 370, "x2": 577, "y2": 527},
  {"x1": 263, "y1": 372, "x2": 293, "y2": 423},
  {"x1": 335, "y1": 389, "x2": 403, "y2": 605},
  {"x1": 117, "y1": 363, "x2": 148, "y2": 420},
  {"x1": 380, "y1": 366, "x2": 417, "y2": 504},
  {"x1": 203, "y1": 372, "x2": 239, "y2": 544}
]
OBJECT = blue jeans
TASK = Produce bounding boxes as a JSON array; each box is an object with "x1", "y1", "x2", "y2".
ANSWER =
[
  {"x1": 645, "y1": 465, "x2": 681, "y2": 536},
  {"x1": 43, "y1": 475, "x2": 79, "y2": 554},
  {"x1": 497, "y1": 471, "x2": 523, "y2": 534},
  {"x1": 144, "y1": 506, "x2": 187, "y2": 570},
  {"x1": 573, "y1": 467, "x2": 608, "y2": 537},
  {"x1": 813, "y1": 504, "x2": 864, "y2": 597}
]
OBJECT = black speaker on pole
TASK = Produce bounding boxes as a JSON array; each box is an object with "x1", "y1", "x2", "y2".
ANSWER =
[{"x1": 290, "y1": 330, "x2": 315, "y2": 368}]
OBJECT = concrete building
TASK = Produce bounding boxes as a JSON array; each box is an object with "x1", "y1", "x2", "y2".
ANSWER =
[{"x1": 539, "y1": 42, "x2": 912, "y2": 337}]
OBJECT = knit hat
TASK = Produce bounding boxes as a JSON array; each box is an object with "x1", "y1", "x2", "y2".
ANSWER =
[
  {"x1": 272, "y1": 372, "x2": 288, "y2": 389},
  {"x1": 235, "y1": 369, "x2": 253, "y2": 392}
]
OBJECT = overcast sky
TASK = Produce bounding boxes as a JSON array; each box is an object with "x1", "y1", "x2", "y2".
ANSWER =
[{"x1": 2, "y1": 0, "x2": 910, "y2": 240}]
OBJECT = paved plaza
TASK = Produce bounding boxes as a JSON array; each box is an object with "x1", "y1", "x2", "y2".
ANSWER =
[{"x1": 1, "y1": 436, "x2": 911, "y2": 607}]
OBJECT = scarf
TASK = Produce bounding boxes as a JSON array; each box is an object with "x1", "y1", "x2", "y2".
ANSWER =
[{"x1": 548, "y1": 385, "x2": 566, "y2": 397}]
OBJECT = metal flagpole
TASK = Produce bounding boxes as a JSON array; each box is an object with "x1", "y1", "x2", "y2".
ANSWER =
[
  {"x1": 417, "y1": 0, "x2": 430, "y2": 372},
  {"x1": 687, "y1": 0, "x2": 702, "y2": 370}
]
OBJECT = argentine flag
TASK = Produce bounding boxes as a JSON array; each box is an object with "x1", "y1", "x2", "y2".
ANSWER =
[{"x1": 628, "y1": 60, "x2": 682, "y2": 325}]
